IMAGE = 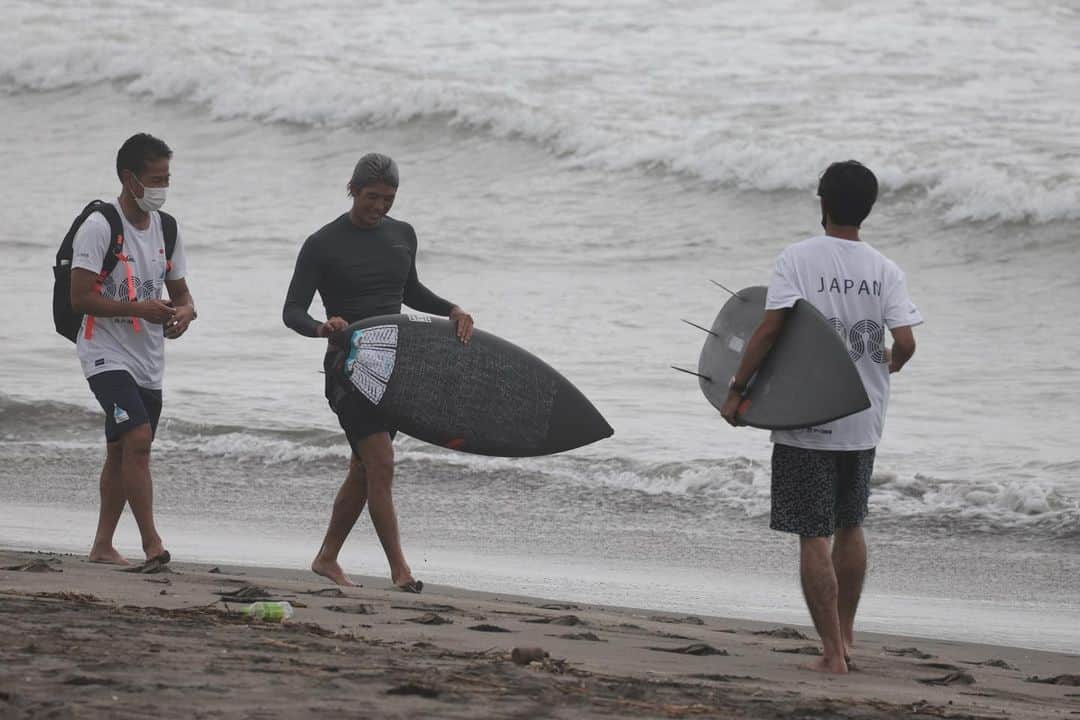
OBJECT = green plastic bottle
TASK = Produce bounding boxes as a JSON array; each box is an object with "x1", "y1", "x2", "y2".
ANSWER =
[{"x1": 241, "y1": 601, "x2": 294, "y2": 623}]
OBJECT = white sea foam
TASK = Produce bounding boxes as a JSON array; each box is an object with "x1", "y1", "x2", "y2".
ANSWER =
[
  {"x1": 179, "y1": 432, "x2": 348, "y2": 465},
  {"x1": 3, "y1": 0, "x2": 1077, "y2": 226},
  {"x1": 1, "y1": 388, "x2": 1076, "y2": 538}
]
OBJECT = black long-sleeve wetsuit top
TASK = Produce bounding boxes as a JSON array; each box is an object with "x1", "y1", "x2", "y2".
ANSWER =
[{"x1": 282, "y1": 213, "x2": 455, "y2": 338}]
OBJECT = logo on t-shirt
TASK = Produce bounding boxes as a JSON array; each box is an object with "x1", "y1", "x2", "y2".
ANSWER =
[
  {"x1": 113, "y1": 404, "x2": 130, "y2": 424},
  {"x1": 828, "y1": 317, "x2": 887, "y2": 364},
  {"x1": 95, "y1": 358, "x2": 106, "y2": 367}
]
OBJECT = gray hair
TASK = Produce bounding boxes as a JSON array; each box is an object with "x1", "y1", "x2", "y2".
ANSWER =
[{"x1": 349, "y1": 153, "x2": 399, "y2": 191}]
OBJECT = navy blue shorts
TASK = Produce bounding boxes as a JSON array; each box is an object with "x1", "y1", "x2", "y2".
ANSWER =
[
  {"x1": 88, "y1": 370, "x2": 162, "y2": 443},
  {"x1": 770, "y1": 443, "x2": 875, "y2": 537}
]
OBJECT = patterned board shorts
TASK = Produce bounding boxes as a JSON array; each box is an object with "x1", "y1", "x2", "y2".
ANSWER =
[{"x1": 770, "y1": 443, "x2": 876, "y2": 537}]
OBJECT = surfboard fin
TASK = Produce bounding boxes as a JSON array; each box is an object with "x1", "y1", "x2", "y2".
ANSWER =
[
  {"x1": 671, "y1": 365, "x2": 712, "y2": 382},
  {"x1": 710, "y1": 279, "x2": 744, "y2": 300},
  {"x1": 681, "y1": 319, "x2": 719, "y2": 337}
]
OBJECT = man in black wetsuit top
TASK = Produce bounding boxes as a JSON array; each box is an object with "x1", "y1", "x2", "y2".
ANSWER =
[{"x1": 283, "y1": 153, "x2": 474, "y2": 590}]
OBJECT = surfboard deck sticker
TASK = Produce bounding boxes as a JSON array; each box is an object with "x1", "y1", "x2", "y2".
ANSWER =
[
  {"x1": 330, "y1": 314, "x2": 613, "y2": 457},
  {"x1": 697, "y1": 286, "x2": 870, "y2": 430}
]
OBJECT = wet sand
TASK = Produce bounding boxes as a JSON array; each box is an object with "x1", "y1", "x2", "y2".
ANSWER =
[{"x1": 1, "y1": 548, "x2": 1077, "y2": 719}]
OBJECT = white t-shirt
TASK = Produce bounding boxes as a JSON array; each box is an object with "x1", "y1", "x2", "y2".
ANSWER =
[
  {"x1": 72, "y1": 201, "x2": 188, "y2": 389},
  {"x1": 766, "y1": 235, "x2": 923, "y2": 451}
]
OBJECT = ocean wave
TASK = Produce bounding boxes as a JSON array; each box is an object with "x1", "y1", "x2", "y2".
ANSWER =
[
  {"x1": 2, "y1": 394, "x2": 1076, "y2": 538},
  {"x1": 395, "y1": 448, "x2": 1079, "y2": 537},
  {"x1": 871, "y1": 472, "x2": 1080, "y2": 538},
  {"x1": 2, "y1": 0, "x2": 1077, "y2": 227}
]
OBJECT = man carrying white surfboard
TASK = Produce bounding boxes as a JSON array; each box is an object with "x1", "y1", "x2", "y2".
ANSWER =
[
  {"x1": 721, "y1": 161, "x2": 922, "y2": 673},
  {"x1": 283, "y1": 154, "x2": 474, "y2": 591}
]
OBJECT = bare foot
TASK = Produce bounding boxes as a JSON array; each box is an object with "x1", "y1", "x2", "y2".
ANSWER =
[
  {"x1": 143, "y1": 542, "x2": 167, "y2": 562},
  {"x1": 312, "y1": 557, "x2": 357, "y2": 587},
  {"x1": 801, "y1": 657, "x2": 849, "y2": 674},
  {"x1": 88, "y1": 546, "x2": 130, "y2": 565},
  {"x1": 391, "y1": 564, "x2": 417, "y2": 587}
]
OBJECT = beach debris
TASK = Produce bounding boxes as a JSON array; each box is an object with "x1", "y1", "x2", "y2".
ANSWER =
[
  {"x1": 35, "y1": 591, "x2": 99, "y2": 604},
  {"x1": 510, "y1": 647, "x2": 569, "y2": 674},
  {"x1": 240, "y1": 601, "x2": 294, "y2": 623},
  {"x1": 650, "y1": 615, "x2": 705, "y2": 626},
  {"x1": 539, "y1": 657, "x2": 570, "y2": 674},
  {"x1": 524, "y1": 614, "x2": 583, "y2": 626},
  {"x1": 144, "y1": 577, "x2": 171, "y2": 585},
  {"x1": 647, "y1": 643, "x2": 728, "y2": 657},
  {"x1": 215, "y1": 585, "x2": 276, "y2": 602},
  {"x1": 3, "y1": 559, "x2": 61, "y2": 573},
  {"x1": 885, "y1": 646, "x2": 934, "y2": 659},
  {"x1": 326, "y1": 604, "x2": 374, "y2": 615},
  {"x1": 964, "y1": 658, "x2": 1019, "y2": 671},
  {"x1": 753, "y1": 627, "x2": 808, "y2": 640},
  {"x1": 468, "y1": 624, "x2": 512, "y2": 633},
  {"x1": 1026, "y1": 674, "x2": 1080, "y2": 686},
  {"x1": 771, "y1": 646, "x2": 822, "y2": 656},
  {"x1": 555, "y1": 632, "x2": 604, "y2": 642},
  {"x1": 406, "y1": 613, "x2": 452, "y2": 626},
  {"x1": 159, "y1": 589, "x2": 167, "y2": 596},
  {"x1": 120, "y1": 551, "x2": 172, "y2": 574},
  {"x1": 303, "y1": 587, "x2": 346, "y2": 597},
  {"x1": 385, "y1": 682, "x2": 440, "y2": 698},
  {"x1": 511, "y1": 647, "x2": 549, "y2": 665},
  {"x1": 918, "y1": 671, "x2": 976, "y2": 686},
  {"x1": 391, "y1": 602, "x2": 458, "y2": 613},
  {"x1": 207, "y1": 567, "x2": 221, "y2": 574},
  {"x1": 538, "y1": 602, "x2": 580, "y2": 611}
]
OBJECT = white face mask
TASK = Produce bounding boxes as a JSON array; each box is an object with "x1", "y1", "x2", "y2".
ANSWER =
[{"x1": 132, "y1": 175, "x2": 167, "y2": 212}]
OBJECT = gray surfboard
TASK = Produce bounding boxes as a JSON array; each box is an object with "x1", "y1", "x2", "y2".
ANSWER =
[
  {"x1": 697, "y1": 286, "x2": 870, "y2": 430},
  {"x1": 328, "y1": 314, "x2": 613, "y2": 457}
]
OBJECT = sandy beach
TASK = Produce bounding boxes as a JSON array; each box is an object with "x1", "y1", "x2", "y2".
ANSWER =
[{"x1": 1, "y1": 548, "x2": 1077, "y2": 719}]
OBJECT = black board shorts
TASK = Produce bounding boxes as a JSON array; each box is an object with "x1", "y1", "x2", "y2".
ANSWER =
[
  {"x1": 770, "y1": 443, "x2": 875, "y2": 537},
  {"x1": 324, "y1": 348, "x2": 396, "y2": 456},
  {"x1": 87, "y1": 370, "x2": 162, "y2": 443}
]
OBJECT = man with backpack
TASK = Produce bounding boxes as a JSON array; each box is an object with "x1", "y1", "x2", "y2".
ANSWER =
[
  {"x1": 61, "y1": 133, "x2": 195, "y2": 568},
  {"x1": 720, "y1": 161, "x2": 921, "y2": 673}
]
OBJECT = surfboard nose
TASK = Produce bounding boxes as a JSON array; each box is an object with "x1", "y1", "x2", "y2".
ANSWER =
[{"x1": 545, "y1": 385, "x2": 614, "y2": 453}]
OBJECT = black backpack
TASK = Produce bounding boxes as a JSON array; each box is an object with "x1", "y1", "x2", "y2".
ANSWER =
[{"x1": 52, "y1": 200, "x2": 177, "y2": 342}]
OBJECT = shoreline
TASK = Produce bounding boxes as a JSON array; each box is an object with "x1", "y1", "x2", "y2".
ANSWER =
[
  {"x1": 2, "y1": 527, "x2": 1077, "y2": 656},
  {"x1": 2, "y1": 547, "x2": 1077, "y2": 719}
]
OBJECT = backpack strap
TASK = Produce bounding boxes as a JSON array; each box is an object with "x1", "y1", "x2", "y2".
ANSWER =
[
  {"x1": 82, "y1": 203, "x2": 129, "y2": 339},
  {"x1": 160, "y1": 210, "x2": 177, "y2": 272},
  {"x1": 95, "y1": 202, "x2": 126, "y2": 277}
]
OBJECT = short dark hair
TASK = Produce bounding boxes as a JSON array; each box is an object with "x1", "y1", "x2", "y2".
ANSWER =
[
  {"x1": 116, "y1": 133, "x2": 172, "y2": 180},
  {"x1": 349, "y1": 153, "x2": 399, "y2": 192},
  {"x1": 817, "y1": 160, "x2": 878, "y2": 227}
]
